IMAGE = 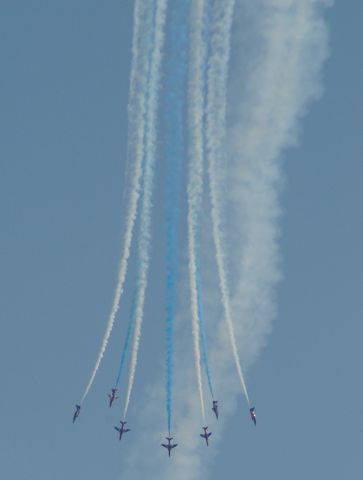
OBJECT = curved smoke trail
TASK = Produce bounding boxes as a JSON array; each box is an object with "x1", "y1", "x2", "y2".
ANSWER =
[
  {"x1": 120, "y1": 1, "x2": 332, "y2": 477},
  {"x1": 80, "y1": 0, "x2": 151, "y2": 404},
  {"x1": 123, "y1": 0, "x2": 168, "y2": 419},
  {"x1": 205, "y1": 0, "x2": 250, "y2": 405},
  {"x1": 196, "y1": 257, "x2": 215, "y2": 400},
  {"x1": 164, "y1": 0, "x2": 190, "y2": 435},
  {"x1": 187, "y1": 0, "x2": 208, "y2": 424}
]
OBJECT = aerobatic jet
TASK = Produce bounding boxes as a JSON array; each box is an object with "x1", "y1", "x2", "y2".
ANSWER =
[
  {"x1": 108, "y1": 388, "x2": 119, "y2": 407},
  {"x1": 161, "y1": 437, "x2": 178, "y2": 457},
  {"x1": 73, "y1": 404, "x2": 81, "y2": 423},
  {"x1": 200, "y1": 426, "x2": 212, "y2": 446},
  {"x1": 114, "y1": 421, "x2": 130, "y2": 440},
  {"x1": 250, "y1": 407, "x2": 257, "y2": 426},
  {"x1": 212, "y1": 400, "x2": 219, "y2": 419}
]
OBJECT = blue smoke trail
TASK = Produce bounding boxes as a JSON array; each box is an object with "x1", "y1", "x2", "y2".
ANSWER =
[
  {"x1": 123, "y1": 0, "x2": 168, "y2": 419},
  {"x1": 115, "y1": 290, "x2": 137, "y2": 387},
  {"x1": 196, "y1": 254, "x2": 215, "y2": 400},
  {"x1": 164, "y1": 0, "x2": 190, "y2": 435},
  {"x1": 192, "y1": 0, "x2": 215, "y2": 402},
  {"x1": 113, "y1": 1, "x2": 155, "y2": 392}
]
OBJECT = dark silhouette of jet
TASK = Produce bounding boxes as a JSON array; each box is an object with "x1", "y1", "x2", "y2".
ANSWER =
[
  {"x1": 114, "y1": 421, "x2": 130, "y2": 440},
  {"x1": 73, "y1": 404, "x2": 81, "y2": 424},
  {"x1": 200, "y1": 426, "x2": 212, "y2": 446},
  {"x1": 250, "y1": 407, "x2": 257, "y2": 426},
  {"x1": 161, "y1": 437, "x2": 178, "y2": 457},
  {"x1": 212, "y1": 400, "x2": 219, "y2": 419},
  {"x1": 108, "y1": 388, "x2": 119, "y2": 407}
]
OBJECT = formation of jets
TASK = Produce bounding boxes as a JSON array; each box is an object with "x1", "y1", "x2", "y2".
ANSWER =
[{"x1": 73, "y1": 394, "x2": 257, "y2": 455}]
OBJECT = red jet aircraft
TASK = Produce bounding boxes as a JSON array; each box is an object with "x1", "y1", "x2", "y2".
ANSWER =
[
  {"x1": 114, "y1": 421, "x2": 130, "y2": 440},
  {"x1": 72, "y1": 404, "x2": 81, "y2": 423},
  {"x1": 250, "y1": 407, "x2": 257, "y2": 426},
  {"x1": 108, "y1": 388, "x2": 119, "y2": 407},
  {"x1": 162, "y1": 437, "x2": 178, "y2": 457},
  {"x1": 212, "y1": 400, "x2": 219, "y2": 419},
  {"x1": 200, "y1": 426, "x2": 212, "y2": 446}
]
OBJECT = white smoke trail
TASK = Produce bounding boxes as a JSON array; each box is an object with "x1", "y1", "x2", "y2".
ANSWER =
[
  {"x1": 227, "y1": 0, "x2": 332, "y2": 372},
  {"x1": 123, "y1": 0, "x2": 168, "y2": 419},
  {"x1": 120, "y1": 0, "x2": 332, "y2": 478},
  {"x1": 80, "y1": 0, "x2": 150, "y2": 404},
  {"x1": 205, "y1": 0, "x2": 250, "y2": 405},
  {"x1": 186, "y1": 0, "x2": 208, "y2": 424}
]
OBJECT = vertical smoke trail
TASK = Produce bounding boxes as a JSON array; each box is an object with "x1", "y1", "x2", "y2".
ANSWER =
[
  {"x1": 205, "y1": 0, "x2": 250, "y2": 405},
  {"x1": 123, "y1": 0, "x2": 168, "y2": 419},
  {"x1": 187, "y1": 0, "x2": 208, "y2": 423},
  {"x1": 114, "y1": 290, "x2": 137, "y2": 387},
  {"x1": 80, "y1": 0, "x2": 151, "y2": 404},
  {"x1": 196, "y1": 257, "x2": 215, "y2": 399},
  {"x1": 164, "y1": 0, "x2": 190, "y2": 435}
]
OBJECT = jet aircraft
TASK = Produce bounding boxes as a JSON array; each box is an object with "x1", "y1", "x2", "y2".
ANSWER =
[
  {"x1": 108, "y1": 388, "x2": 119, "y2": 407},
  {"x1": 114, "y1": 421, "x2": 130, "y2": 440},
  {"x1": 212, "y1": 400, "x2": 219, "y2": 419},
  {"x1": 162, "y1": 437, "x2": 178, "y2": 457},
  {"x1": 73, "y1": 404, "x2": 81, "y2": 423},
  {"x1": 200, "y1": 426, "x2": 212, "y2": 446},
  {"x1": 250, "y1": 407, "x2": 257, "y2": 426}
]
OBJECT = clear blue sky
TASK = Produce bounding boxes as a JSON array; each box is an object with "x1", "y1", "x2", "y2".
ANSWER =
[{"x1": 0, "y1": 1, "x2": 361, "y2": 479}]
